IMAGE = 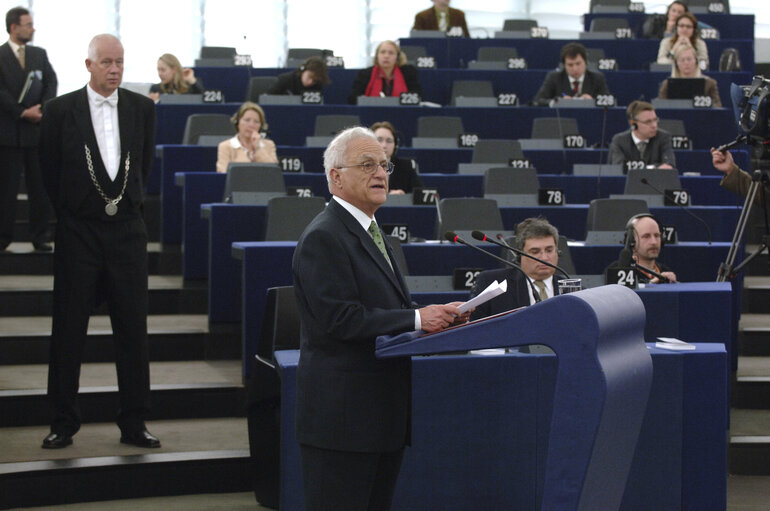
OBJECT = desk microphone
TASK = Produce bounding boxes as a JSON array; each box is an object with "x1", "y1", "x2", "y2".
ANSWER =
[
  {"x1": 639, "y1": 177, "x2": 712, "y2": 245},
  {"x1": 444, "y1": 231, "x2": 541, "y2": 302},
  {"x1": 618, "y1": 246, "x2": 670, "y2": 283},
  {"x1": 470, "y1": 230, "x2": 571, "y2": 279}
]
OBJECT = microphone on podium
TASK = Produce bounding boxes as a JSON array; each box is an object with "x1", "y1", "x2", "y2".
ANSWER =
[
  {"x1": 444, "y1": 231, "x2": 542, "y2": 302},
  {"x1": 470, "y1": 230, "x2": 572, "y2": 279}
]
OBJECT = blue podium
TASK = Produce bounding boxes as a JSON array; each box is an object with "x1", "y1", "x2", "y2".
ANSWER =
[
  {"x1": 276, "y1": 346, "x2": 728, "y2": 511},
  {"x1": 376, "y1": 285, "x2": 652, "y2": 510}
]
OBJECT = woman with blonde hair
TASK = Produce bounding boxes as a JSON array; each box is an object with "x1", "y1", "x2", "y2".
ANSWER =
[
  {"x1": 148, "y1": 53, "x2": 204, "y2": 101},
  {"x1": 216, "y1": 102, "x2": 278, "y2": 174},
  {"x1": 347, "y1": 40, "x2": 422, "y2": 104},
  {"x1": 657, "y1": 45, "x2": 721, "y2": 107}
]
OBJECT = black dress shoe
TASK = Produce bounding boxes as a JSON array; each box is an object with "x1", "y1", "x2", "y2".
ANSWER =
[
  {"x1": 120, "y1": 429, "x2": 161, "y2": 448},
  {"x1": 42, "y1": 432, "x2": 73, "y2": 449},
  {"x1": 33, "y1": 242, "x2": 53, "y2": 252}
]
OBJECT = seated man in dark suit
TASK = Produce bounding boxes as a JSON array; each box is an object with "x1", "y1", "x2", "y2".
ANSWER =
[
  {"x1": 413, "y1": 0, "x2": 470, "y2": 37},
  {"x1": 533, "y1": 42, "x2": 610, "y2": 106},
  {"x1": 292, "y1": 126, "x2": 470, "y2": 511},
  {"x1": 605, "y1": 214, "x2": 678, "y2": 284},
  {"x1": 609, "y1": 101, "x2": 676, "y2": 169},
  {"x1": 469, "y1": 217, "x2": 560, "y2": 321}
]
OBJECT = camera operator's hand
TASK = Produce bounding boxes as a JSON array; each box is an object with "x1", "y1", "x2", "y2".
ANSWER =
[{"x1": 711, "y1": 147, "x2": 737, "y2": 176}]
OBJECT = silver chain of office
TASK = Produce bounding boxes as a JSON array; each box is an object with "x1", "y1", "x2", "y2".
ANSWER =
[{"x1": 84, "y1": 145, "x2": 130, "y2": 216}]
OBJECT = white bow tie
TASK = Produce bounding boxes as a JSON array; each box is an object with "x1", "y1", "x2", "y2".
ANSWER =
[{"x1": 94, "y1": 94, "x2": 118, "y2": 107}]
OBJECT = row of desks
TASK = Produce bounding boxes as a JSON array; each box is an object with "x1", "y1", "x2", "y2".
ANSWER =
[
  {"x1": 231, "y1": 241, "x2": 736, "y2": 381},
  {"x1": 155, "y1": 102, "x2": 747, "y2": 149},
  {"x1": 581, "y1": 12, "x2": 754, "y2": 40},
  {"x1": 201, "y1": 200, "x2": 737, "y2": 321},
  {"x1": 397, "y1": 36, "x2": 753, "y2": 72},
  {"x1": 159, "y1": 147, "x2": 749, "y2": 246},
  {"x1": 151, "y1": 143, "x2": 750, "y2": 197},
  {"x1": 194, "y1": 67, "x2": 752, "y2": 110}
]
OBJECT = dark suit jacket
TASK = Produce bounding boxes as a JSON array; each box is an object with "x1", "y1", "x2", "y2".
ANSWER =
[
  {"x1": 39, "y1": 87, "x2": 155, "y2": 218},
  {"x1": 0, "y1": 42, "x2": 57, "y2": 147},
  {"x1": 413, "y1": 6, "x2": 470, "y2": 37},
  {"x1": 388, "y1": 156, "x2": 422, "y2": 193},
  {"x1": 469, "y1": 267, "x2": 532, "y2": 321},
  {"x1": 533, "y1": 68, "x2": 609, "y2": 105},
  {"x1": 608, "y1": 128, "x2": 676, "y2": 167},
  {"x1": 292, "y1": 199, "x2": 417, "y2": 452},
  {"x1": 347, "y1": 65, "x2": 423, "y2": 104}
]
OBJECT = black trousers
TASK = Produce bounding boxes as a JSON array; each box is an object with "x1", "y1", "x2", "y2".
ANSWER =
[
  {"x1": 0, "y1": 146, "x2": 53, "y2": 246},
  {"x1": 47, "y1": 215, "x2": 150, "y2": 435},
  {"x1": 300, "y1": 444, "x2": 404, "y2": 511}
]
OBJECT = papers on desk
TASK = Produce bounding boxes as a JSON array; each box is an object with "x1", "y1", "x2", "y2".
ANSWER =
[
  {"x1": 458, "y1": 279, "x2": 507, "y2": 314},
  {"x1": 655, "y1": 337, "x2": 696, "y2": 350}
]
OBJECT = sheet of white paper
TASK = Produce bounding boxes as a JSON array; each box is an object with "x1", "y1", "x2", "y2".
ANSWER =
[
  {"x1": 457, "y1": 279, "x2": 507, "y2": 314},
  {"x1": 657, "y1": 337, "x2": 689, "y2": 344},
  {"x1": 655, "y1": 342, "x2": 696, "y2": 351}
]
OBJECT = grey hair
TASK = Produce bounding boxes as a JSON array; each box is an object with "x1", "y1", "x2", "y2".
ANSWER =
[
  {"x1": 514, "y1": 217, "x2": 559, "y2": 252},
  {"x1": 87, "y1": 34, "x2": 121, "y2": 61},
  {"x1": 323, "y1": 126, "x2": 377, "y2": 185}
]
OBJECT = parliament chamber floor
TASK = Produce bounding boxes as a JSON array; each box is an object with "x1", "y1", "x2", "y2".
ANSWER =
[{"x1": 2, "y1": 6, "x2": 769, "y2": 510}]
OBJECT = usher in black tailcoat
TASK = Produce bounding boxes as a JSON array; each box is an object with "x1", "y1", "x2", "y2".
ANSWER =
[{"x1": 39, "y1": 86, "x2": 155, "y2": 435}]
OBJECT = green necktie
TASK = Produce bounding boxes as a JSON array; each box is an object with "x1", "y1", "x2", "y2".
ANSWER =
[
  {"x1": 534, "y1": 280, "x2": 548, "y2": 302},
  {"x1": 368, "y1": 221, "x2": 392, "y2": 269}
]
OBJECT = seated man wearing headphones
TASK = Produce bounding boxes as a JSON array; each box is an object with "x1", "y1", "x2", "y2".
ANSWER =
[
  {"x1": 469, "y1": 217, "x2": 560, "y2": 321},
  {"x1": 606, "y1": 214, "x2": 678, "y2": 284},
  {"x1": 609, "y1": 101, "x2": 676, "y2": 169}
]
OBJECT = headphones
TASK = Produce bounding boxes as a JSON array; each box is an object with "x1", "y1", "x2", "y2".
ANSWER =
[
  {"x1": 231, "y1": 105, "x2": 269, "y2": 134},
  {"x1": 623, "y1": 213, "x2": 664, "y2": 250},
  {"x1": 627, "y1": 100, "x2": 657, "y2": 133}
]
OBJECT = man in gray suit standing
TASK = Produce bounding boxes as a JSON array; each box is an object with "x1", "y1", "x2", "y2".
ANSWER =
[
  {"x1": 292, "y1": 126, "x2": 469, "y2": 511},
  {"x1": 609, "y1": 101, "x2": 676, "y2": 169}
]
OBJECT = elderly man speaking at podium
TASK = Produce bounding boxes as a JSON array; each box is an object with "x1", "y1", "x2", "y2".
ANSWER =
[{"x1": 292, "y1": 126, "x2": 469, "y2": 511}]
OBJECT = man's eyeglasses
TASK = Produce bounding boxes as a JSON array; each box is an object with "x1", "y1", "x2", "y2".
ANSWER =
[
  {"x1": 637, "y1": 117, "x2": 659, "y2": 125},
  {"x1": 338, "y1": 161, "x2": 395, "y2": 175}
]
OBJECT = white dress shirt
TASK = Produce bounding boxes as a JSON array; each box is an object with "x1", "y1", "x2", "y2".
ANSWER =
[
  {"x1": 333, "y1": 196, "x2": 421, "y2": 330},
  {"x1": 86, "y1": 85, "x2": 121, "y2": 181}
]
